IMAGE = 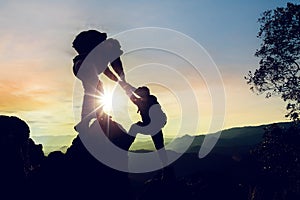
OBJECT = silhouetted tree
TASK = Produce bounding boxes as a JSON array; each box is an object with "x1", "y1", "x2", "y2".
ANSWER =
[
  {"x1": 245, "y1": 3, "x2": 300, "y2": 120},
  {"x1": 251, "y1": 123, "x2": 300, "y2": 199}
]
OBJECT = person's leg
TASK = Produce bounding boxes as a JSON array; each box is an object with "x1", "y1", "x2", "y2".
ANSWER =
[
  {"x1": 151, "y1": 130, "x2": 164, "y2": 149},
  {"x1": 151, "y1": 130, "x2": 168, "y2": 167},
  {"x1": 128, "y1": 122, "x2": 144, "y2": 137},
  {"x1": 127, "y1": 121, "x2": 146, "y2": 150},
  {"x1": 151, "y1": 130, "x2": 176, "y2": 181}
]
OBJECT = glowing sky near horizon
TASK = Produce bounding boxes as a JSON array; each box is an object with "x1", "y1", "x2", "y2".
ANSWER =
[{"x1": 0, "y1": 0, "x2": 297, "y2": 138}]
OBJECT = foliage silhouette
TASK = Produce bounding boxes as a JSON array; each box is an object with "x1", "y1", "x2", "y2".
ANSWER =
[
  {"x1": 0, "y1": 115, "x2": 45, "y2": 199},
  {"x1": 245, "y1": 2, "x2": 300, "y2": 120},
  {"x1": 251, "y1": 123, "x2": 300, "y2": 199}
]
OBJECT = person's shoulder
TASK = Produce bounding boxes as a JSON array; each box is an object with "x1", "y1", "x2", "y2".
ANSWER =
[
  {"x1": 104, "y1": 38, "x2": 121, "y2": 48},
  {"x1": 149, "y1": 95, "x2": 158, "y2": 103}
]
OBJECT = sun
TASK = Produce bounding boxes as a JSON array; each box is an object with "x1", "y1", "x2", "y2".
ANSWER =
[
  {"x1": 98, "y1": 90, "x2": 113, "y2": 113},
  {"x1": 95, "y1": 84, "x2": 125, "y2": 115}
]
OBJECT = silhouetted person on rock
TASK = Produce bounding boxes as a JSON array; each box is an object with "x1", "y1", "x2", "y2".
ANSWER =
[
  {"x1": 72, "y1": 30, "x2": 125, "y2": 131},
  {"x1": 119, "y1": 81, "x2": 168, "y2": 168},
  {"x1": 72, "y1": 29, "x2": 135, "y2": 151},
  {"x1": 71, "y1": 31, "x2": 135, "y2": 198}
]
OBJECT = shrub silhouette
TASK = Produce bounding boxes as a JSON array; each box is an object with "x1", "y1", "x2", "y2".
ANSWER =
[
  {"x1": 0, "y1": 115, "x2": 45, "y2": 198},
  {"x1": 251, "y1": 123, "x2": 300, "y2": 199}
]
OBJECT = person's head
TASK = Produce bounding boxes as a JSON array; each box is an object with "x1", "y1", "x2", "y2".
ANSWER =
[
  {"x1": 135, "y1": 86, "x2": 150, "y2": 98},
  {"x1": 72, "y1": 30, "x2": 107, "y2": 54}
]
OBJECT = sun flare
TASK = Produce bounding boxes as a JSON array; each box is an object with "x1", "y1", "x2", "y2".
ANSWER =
[{"x1": 99, "y1": 91, "x2": 113, "y2": 113}]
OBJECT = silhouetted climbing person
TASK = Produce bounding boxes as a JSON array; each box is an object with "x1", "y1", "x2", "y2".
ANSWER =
[
  {"x1": 119, "y1": 81, "x2": 168, "y2": 168},
  {"x1": 72, "y1": 30, "x2": 125, "y2": 131},
  {"x1": 71, "y1": 31, "x2": 134, "y2": 199}
]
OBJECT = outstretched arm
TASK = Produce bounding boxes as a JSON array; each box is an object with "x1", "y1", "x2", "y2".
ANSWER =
[
  {"x1": 119, "y1": 81, "x2": 136, "y2": 94},
  {"x1": 104, "y1": 39, "x2": 125, "y2": 81},
  {"x1": 119, "y1": 81, "x2": 140, "y2": 103},
  {"x1": 103, "y1": 67, "x2": 118, "y2": 82},
  {"x1": 111, "y1": 57, "x2": 125, "y2": 81}
]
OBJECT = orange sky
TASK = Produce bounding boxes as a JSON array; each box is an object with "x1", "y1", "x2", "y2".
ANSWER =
[{"x1": 0, "y1": 1, "x2": 291, "y2": 139}]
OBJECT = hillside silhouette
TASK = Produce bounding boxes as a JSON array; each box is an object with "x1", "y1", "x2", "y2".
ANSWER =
[
  {"x1": 33, "y1": 122, "x2": 291, "y2": 155},
  {"x1": 1, "y1": 115, "x2": 299, "y2": 200}
]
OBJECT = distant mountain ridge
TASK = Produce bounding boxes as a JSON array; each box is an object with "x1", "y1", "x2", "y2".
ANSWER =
[
  {"x1": 31, "y1": 135, "x2": 76, "y2": 154},
  {"x1": 131, "y1": 121, "x2": 292, "y2": 152},
  {"x1": 169, "y1": 121, "x2": 292, "y2": 154},
  {"x1": 31, "y1": 122, "x2": 292, "y2": 155}
]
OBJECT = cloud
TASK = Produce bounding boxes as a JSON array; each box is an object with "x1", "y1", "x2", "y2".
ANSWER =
[{"x1": 0, "y1": 80, "x2": 51, "y2": 112}]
